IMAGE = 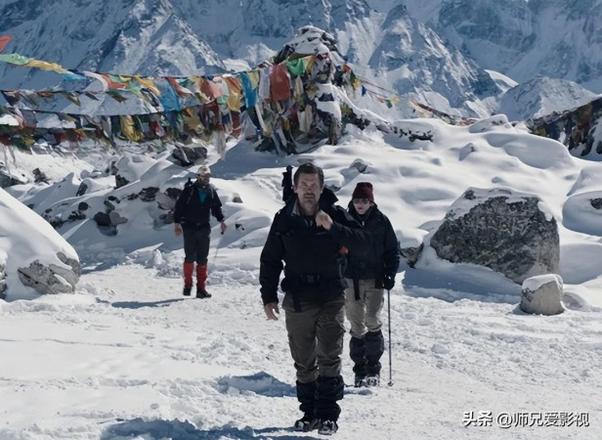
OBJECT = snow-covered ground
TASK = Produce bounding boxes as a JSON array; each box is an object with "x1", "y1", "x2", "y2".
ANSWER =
[
  {"x1": 2, "y1": 116, "x2": 602, "y2": 438},
  {"x1": 0, "y1": 259, "x2": 600, "y2": 439}
]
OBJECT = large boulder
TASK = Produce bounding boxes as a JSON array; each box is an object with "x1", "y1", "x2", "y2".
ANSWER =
[
  {"x1": 0, "y1": 188, "x2": 80, "y2": 299},
  {"x1": 427, "y1": 187, "x2": 559, "y2": 283}
]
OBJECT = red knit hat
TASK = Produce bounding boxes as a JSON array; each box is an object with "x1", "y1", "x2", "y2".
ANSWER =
[{"x1": 352, "y1": 182, "x2": 374, "y2": 202}]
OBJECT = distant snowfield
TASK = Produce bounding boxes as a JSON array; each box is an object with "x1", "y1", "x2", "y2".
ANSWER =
[{"x1": 2, "y1": 117, "x2": 602, "y2": 438}]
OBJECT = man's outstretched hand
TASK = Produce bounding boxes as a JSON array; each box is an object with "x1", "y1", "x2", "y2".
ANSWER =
[{"x1": 315, "y1": 210, "x2": 333, "y2": 230}]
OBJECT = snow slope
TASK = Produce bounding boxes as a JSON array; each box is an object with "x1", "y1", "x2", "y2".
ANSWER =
[
  {"x1": 0, "y1": 260, "x2": 599, "y2": 439},
  {"x1": 7, "y1": 116, "x2": 602, "y2": 305}
]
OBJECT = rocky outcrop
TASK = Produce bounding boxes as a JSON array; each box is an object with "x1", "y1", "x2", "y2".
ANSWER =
[
  {"x1": 530, "y1": 96, "x2": 602, "y2": 158},
  {"x1": 17, "y1": 252, "x2": 81, "y2": 295},
  {"x1": 171, "y1": 145, "x2": 208, "y2": 167}
]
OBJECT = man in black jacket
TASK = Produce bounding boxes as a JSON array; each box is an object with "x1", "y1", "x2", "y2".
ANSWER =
[
  {"x1": 174, "y1": 165, "x2": 227, "y2": 298},
  {"x1": 260, "y1": 163, "x2": 369, "y2": 436},
  {"x1": 344, "y1": 182, "x2": 400, "y2": 387}
]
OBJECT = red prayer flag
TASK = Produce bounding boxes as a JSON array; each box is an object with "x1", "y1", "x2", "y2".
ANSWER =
[{"x1": 0, "y1": 35, "x2": 12, "y2": 52}]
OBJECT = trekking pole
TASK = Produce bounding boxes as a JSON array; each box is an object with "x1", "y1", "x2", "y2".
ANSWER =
[
  {"x1": 387, "y1": 288, "x2": 393, "y2": 387},
  {"x1": 210, "y1": 228, "x2": 224, "y2": 272}
]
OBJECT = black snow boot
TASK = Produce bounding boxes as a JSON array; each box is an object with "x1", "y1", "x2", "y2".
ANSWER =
[
  {"x1": 294, "y1": 416, "x2": 320, "y2": 432},
  {"x1": 350, "y1": 336, "x2": 367, "y2": 386},
  {"x1": 294, "y1": 381, "x2": 318, "y2": 431},
  {"x1": 196, "y1": 287, "x2": 211, "y2": 298},
  {"x1": 315, "y1": 375, "x2": 344, "y2": 423},
  {"x1": 365, "y1": 330, "x2": 384, "y2": 377},
  {"x1": 365, "y1": 374, "x2": 380, "y2": 387},
  {"x1": 354, "y1": 374, "x2": 366, "y2": 387},
  {"x1": 318, "y1": 419, "x2": 339, "y2": 435},
  {"x1": 183, "y1": 286, "x2": 192, "y2": 296}
]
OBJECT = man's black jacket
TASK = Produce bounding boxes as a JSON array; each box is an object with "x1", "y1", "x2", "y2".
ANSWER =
[
  {"x1": 260, "y1": 189, "x2": 370, "y2": 306},
  {"x1": 174, "y1": 181, "x2": 224, "y2": 228},
  {"x1": 344, "y1": 203, "x2": 400, "y2": 286}
]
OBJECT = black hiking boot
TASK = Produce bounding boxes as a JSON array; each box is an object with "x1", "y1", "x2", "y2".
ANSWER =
[
  {"x1": 365, "y1": 374, "x2": 380, "y2": 387},
  {"x1": 183, "y1": 286, "x2": 192, "y2": 296},
  {"x1": 318, "y1": 419, "x2": 338, "y2": 435},
  {"x1": 354, "y1": 374, "x2": 367, "y2": 387},
  {"x1": 196, "y1": 287, "x2": 212, "y2": 298},
  {"x1": 294, "y1": 415, "x2": 320, "y2": 432}
]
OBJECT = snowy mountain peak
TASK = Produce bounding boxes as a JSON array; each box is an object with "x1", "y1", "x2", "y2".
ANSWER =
[
  {"x1": 367, "y1": 3, "x2": 500, "y2": 115},
  {"x1": 498, "y1": 76, "x2": 599, "y2": 121}
]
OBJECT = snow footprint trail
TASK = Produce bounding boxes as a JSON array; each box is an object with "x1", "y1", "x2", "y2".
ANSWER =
[{"x1": 1, "y1": 263, "x2": 600, "y2": 439}]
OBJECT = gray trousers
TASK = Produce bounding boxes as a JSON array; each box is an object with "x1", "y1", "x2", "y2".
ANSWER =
[
  {"x1": 283, "y1": 294, "x2": 345, "y2": 383},
  {"x1": 344, "y1": 279, "x2": 384, "y2": 339}
]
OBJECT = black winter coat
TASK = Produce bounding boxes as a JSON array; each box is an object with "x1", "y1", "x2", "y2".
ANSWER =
[
  {"x1": 260, "y1": 189, "x2": 369, "y2": 306},
  {"x1": 345, "y1": 203, "x2": 400, "y2": 286},
  {"x1": 173, "y1": 181, "x2": 224, "y2": 228}
]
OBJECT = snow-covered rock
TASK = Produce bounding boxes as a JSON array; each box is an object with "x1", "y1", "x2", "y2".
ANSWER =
[
  {"x1": 520, "y1": 274, "x2": 564, "y2": 315},
  {"x1": 562, "y1": 190, "x2": 602, "y2": 237},
  {"x1": 529, "y1": 96, "x2": 602, "y2": 160},
  {"x1": 426, "y1": 187, "x2": 559, "y2": 284},
  {"x1": 170, "y1": 144, "x2": 209, "y2": 167},
  {"x1": 484, "y1": 69, "x2": 518, "y2": 94},
  {"x1": 468, "y1": 114, "x2": 511, "y2": 133},
  {"x1": 0, "y1": 162, "x2": 28, "y2": 188},
  {"x1": 0, "y1": 187, "x2": 80, "y2": 299},
  {"x1": 110, "y1": 154, "x2": 158, "y2": 188}
]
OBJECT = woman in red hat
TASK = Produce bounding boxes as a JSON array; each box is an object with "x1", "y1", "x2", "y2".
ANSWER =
[{"x1": 344, "y1": 182, "x2": 400, "y2": 387}]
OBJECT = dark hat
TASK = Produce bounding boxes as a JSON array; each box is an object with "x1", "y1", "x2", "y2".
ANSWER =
[{"x1": 352, "y1": 182, "x2": 374, "y2": 202}]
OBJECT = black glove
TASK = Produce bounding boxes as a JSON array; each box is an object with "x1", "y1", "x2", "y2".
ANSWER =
[{"x1": 383, "y1": 275, "x2": 395, "y2": 290}]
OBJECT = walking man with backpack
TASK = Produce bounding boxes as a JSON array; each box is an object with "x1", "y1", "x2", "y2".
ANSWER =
[
  {"x1": 174, "y1": 165, "x2": 227, "y2": 298},
  {"x1": 260, "y1": 163, "x2": 369, "y2": 435}
]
